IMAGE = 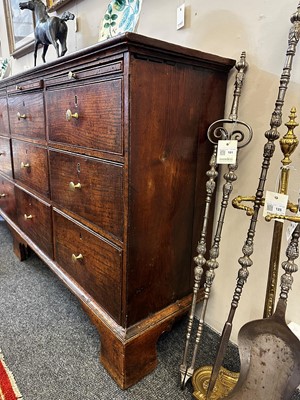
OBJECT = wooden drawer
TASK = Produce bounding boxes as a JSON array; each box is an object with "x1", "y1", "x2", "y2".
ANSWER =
[
  {"x1": 45, "y1": 58, "x2": 123, "y2": 87},
  {"x1": 46, "y1": 79, "x2": 123, "y2": 155},
  {"x1": 8, "y1": 92, "x2": 45, "y2": 140},
  {"x1": 0, "y1": 97, "x2": 9, "y2": 136},
  {"x1": 49, "y1": 150, "x2": 123, "y2": 240},
  {"x1": 0, "y1": 137, "x2": 12, "y2": 177},
  {"x1": 15, "y1": 186, "x2": 52, "y2": 257},
  {"x1": 12, "y1": 140, "x2": 49, "y2": 197},
  {"x1": 0, "y1": 175, "x2": 16, "y2": 220},
  {"x1": 54, "y1": 210, "x2": 122, "y2": 323}
]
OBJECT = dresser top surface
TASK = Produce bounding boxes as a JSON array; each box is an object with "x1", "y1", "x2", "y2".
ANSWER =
[{"x1": 0, "y1": 32, "x2": 235, "y2": 88}]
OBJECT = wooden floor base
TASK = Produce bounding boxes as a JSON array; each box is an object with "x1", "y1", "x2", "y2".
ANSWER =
[
  {"x1": 7, "y1": 220, "x2": 203, "y2": 389},
  {"x1": 8, "y1": 227, "x2": 31, "y2": 261},
  {"x1": 81, "y1": 293, "x2": 197, "y2": 389}
]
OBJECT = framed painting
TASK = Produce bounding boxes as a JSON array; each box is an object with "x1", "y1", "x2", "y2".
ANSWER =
[
  {"x1": 3, "y1": 0, "x2": 35, "y2": 58},
  {"x1": 46, "y1": 0, "x2": 73, "y2": 12}
]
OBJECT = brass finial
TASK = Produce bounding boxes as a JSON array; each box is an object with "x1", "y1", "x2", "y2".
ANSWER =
[{"x1": 280, "y1": 107, "x2": 299, "y2": 166}]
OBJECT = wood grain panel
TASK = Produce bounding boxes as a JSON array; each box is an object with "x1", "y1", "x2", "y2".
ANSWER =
[
  {"x1": 49, "y1": 149, "x2": 123, "y2": 240},
  {"x1": 0, "y1": 97, "x2": 9, "y2": 136},
  {"x1": 15, "y1": 186, "x2": 53, "y2": 257},
  {"x1": 8, "y1": 92, "x2": 45, "y2": 140},
  {"x1": 54, "y1": 210, "x2": 122, "y2": 323},
  {"x1": 0, "y1": 175, "x2": 16, "y2": 220},
  {"x1": 12, "y1": 140, "x2": 49, "y2": 197},
  {"x1": 46, "y1": 79, "x2": 123, "y2": 154},
  {"x1": 0, "y1": 137, "x2": 13, "y2": 177}
]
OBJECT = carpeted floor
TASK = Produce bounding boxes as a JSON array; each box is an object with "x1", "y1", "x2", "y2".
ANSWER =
[{"x1": 0, "y1": 221, "x2": 299, "y2": 400}]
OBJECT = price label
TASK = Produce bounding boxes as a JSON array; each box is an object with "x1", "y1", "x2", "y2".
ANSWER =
[
  {"x1": 286, "y1": 209, "x2": 300, "y2": 241},
  {"x1": 263, "y1": 191, "x2": 288, "y2": 222},
  {"x1": 177, "y1": 4, "x2": 185, "y2": 30},
  {"x1": 216, "y1": 140, "x2": 238, "y2": 164}
]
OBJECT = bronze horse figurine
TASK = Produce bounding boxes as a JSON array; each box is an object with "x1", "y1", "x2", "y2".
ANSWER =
[{"x1": 19, "y1": 0, "x2": 74, "y2": 66}]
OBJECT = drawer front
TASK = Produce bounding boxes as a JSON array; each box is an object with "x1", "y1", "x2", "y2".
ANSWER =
[
  {"x1": 0, "y1": 137, "x2": 12, "y2": 177},
  {"x1": 12, "y1": 140, "x2": 49, "y2": 197},
  {"x1": 0, "y1": 175, "x2": 16, "y2": 220},
  {"x1": 54, "y1": 211, "x2": 122, "y2": 323},
  {"x1": 0, "y1": 97, "x2": 9, "y2": 136},
  {"x1": 8, "y1": 92, "x2": 45, "y2": 140},
  {"x1": 15, "y1": 187, "x2": 53, "y2": 257},
  {"x1": 46, "y1": 79, "x2": 123, "y2": 154},
  {"x1": 49, "y1": 150, "x2": 123, "y2": 240},
  {"x1": 45, "y1": 59, "x2": 123, "y2": 87}
]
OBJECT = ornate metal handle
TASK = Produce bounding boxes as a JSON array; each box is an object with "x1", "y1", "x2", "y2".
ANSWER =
[
  {"x1": 0, "y1": 193, "x2": 6, "y2": 198},
  {"x1": 66, "y1": 109, "x2": 79, "y2": 121},
  {"x1": 21, "y1": 162, "x2": 30, "y2": 169},
  {"x1": 68, "y1": 71, "x2": 77, "y2": 80},
  {"x1": 17, "y1": 112, "x2": 27, "y2": 120},
  {"x1": 24, "y1": 214, "x2": 33, "y2": 220},
  {"x1": 69, "y1": 181, "x2": 81, "y2": 190},
  {"x1": 72, "y1": 253, "x2": 83, "y2": 262}
]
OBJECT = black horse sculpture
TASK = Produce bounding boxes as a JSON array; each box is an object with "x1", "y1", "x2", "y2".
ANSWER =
[{"x1": 19, "y1": 0, "x2": 75, "y2": 66}]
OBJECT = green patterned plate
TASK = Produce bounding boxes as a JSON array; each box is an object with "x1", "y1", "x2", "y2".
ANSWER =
[{"x1": 99, "y1": 0, "x2": 143, "y2": 41}]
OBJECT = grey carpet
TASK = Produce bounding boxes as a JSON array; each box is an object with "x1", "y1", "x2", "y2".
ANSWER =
[{"x1": 0, "y1": 221, "x2": 299, "y2": 399}]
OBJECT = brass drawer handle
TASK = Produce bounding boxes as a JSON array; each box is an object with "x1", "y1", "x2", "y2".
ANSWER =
[
  {"x1": 68, "y1": 71, "x2": 77, "y2": 79},
  {"x1": 0, "y1": 152, "x2": 5, "y2": 156},
  {"x1": 17, "y1": 112, "x2": 27, "y2": 120},
  {"x1": 24, "y1": 214, "x2": 33, "y2": 220},
  {"x1": 0, "y1": 193, "x2": 6, "y2": 198},
  {"x1": 72, "y1": 253, "x2": 83, "y2": 262},
  {"x1": 66, "y1": 109, "x2": 79, "y2": 121},
  {"x1": 21, "y1": 162, "x2": 30, "y2": 169},
  {"x1": 16, "y1": 85, "x2": 23, "y2": 90},
  {"x1": 69, "y1": 181, "x2": 81, "y2": 190}
]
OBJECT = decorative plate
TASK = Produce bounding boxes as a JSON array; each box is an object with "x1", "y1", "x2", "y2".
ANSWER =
[
  {"x1": 99, "y1": 0, "x2": 143, "y2": 41},
  {"x1": 0, "y1": 58, "x2": 10, "y2": 80}
]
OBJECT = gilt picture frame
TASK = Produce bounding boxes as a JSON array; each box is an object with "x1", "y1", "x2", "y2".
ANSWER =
[{"x1": 46, "y1": 0, "x2": 73, "y2": 12}]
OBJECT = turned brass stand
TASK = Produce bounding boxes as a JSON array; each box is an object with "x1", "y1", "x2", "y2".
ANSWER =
[
  {"x1": 233, "y1": 107, "x2": 299, "y2": 318},
  {"x1": 192, "y1": 108, "x2": 299, "y2": 399}
]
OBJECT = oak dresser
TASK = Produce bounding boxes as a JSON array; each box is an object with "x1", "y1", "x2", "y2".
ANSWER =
[{"x1": 0, "y1": 33, "x2": 234, "y2": 388}]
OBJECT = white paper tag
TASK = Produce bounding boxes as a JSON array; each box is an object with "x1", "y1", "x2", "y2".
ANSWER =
[
  {"x1": 216, "y1": 140, "x2": 237, "y2": 164},
  {"x1": 177, "y1": 4, "x2": 185, "y2": 30},
  {"x1": 263, "y1": 191, "x2": 288, "y2": 222}
]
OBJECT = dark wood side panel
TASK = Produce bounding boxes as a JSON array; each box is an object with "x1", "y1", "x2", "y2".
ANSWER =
[
  {"x1": 12, "y1": 140, "x2": 50, "y2": 197},
  {"x1": 49, "y1": 149, "x2": 124, "y2": 241},
  {"x1": 0, "y1": 97, "x2": 9, "y2": 136},
  {"x1": 15, "y1": 186, "x2": 53, "y2": 257},
  {"x1": 8, "y1": 92, "x2": 45, "y2": 140},
  {"x1": 46, "y1": 79, "x2": 123, "y2": 155},
  {"x1": 53, "y1": 210, "x2": 122, "y2": 323},
  {"x1": 126, "y1": 58, "x2": 221, "y2": 326}
]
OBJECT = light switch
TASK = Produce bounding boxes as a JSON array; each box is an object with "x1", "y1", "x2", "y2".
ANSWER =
[{"x1": 177, "y1": 4, "x2": 185, "y2": 30}]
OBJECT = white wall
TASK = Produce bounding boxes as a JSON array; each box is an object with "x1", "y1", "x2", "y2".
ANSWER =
[{"x1": 1, "y1": 0, "x2": 300, "y2": 343}]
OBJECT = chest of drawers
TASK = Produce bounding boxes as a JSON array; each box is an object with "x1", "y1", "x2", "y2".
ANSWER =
[{"x1": 0, "y1": 33, "x2": 234, "y2": 388}]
